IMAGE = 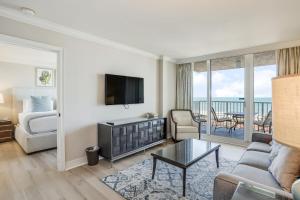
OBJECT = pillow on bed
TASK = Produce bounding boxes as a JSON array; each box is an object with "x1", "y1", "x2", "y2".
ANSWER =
[{"x1": 30, "y1": 96, "x2": 53, "y2": 112}]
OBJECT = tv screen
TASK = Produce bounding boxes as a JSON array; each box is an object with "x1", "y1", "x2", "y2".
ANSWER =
[{"x1": 105, "y1": 74, "x2": 144, "y2": 105}]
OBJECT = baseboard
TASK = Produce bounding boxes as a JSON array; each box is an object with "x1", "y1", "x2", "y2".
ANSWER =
[{"x1": 65, "y1": 155, "x2": 103, "y2": 171}]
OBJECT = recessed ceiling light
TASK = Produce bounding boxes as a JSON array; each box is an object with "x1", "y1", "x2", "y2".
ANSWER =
[{"x1": 20, "y1": 7, "x2": 36, "y2": 16}]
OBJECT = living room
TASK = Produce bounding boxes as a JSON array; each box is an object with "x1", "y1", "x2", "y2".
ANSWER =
[{"x1": 0, "y1": 1, "x2": 300, "y2": 200}]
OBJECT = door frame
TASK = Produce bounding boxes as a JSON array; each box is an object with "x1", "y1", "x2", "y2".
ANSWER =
[
  {"x1": 0, "y1": 34, "x2": 65, "y2": 171},
  {"x1": 200, "y1": 52, "x2": 277, "y2": 145},
  {"x1": 204, "y1": 56, "x2": 250, "y2": 144}
]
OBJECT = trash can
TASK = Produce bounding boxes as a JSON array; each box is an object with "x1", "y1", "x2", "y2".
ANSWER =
[{"x1": 85, "y1": 146, "x2": 100, "y2": 166}]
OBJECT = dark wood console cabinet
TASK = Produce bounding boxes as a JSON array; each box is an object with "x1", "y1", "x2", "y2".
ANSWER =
[{"x1": 98, "y1": 117, "x2": 167, "y2": 161}]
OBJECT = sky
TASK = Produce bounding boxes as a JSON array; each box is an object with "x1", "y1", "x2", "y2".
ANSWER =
[{"x1": 193, "y1": 65, "x2": 276, "y2": 99}]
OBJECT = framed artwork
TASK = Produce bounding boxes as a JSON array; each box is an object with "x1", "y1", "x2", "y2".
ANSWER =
[{"x1": 36, "y1": 68, "x2": 55, "y2": 87}]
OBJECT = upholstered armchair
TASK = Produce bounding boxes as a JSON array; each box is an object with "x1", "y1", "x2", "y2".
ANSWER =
[{"x1": 170, "y1": 109, "x2": 201, "y2": 142}]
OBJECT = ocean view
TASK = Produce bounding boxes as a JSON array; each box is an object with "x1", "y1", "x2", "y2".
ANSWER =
[
  {"x1": 193, "y1": 97, "x2": 272, "y2": 117},
  {"x1": 193, "y1": 97, "x2": 272, "y2": 102}
]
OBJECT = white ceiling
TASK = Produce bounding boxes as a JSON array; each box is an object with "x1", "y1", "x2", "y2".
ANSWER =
[
  {"x1": 0, "y1": 43, "x2": 57, "y2": 67},
  {"x1": 1, "y1": 0, "x2": 300, "y2": 59}
]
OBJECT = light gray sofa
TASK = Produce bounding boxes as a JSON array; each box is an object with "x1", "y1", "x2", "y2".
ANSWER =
[{"x1": 213, "y1": 133, "x2": 293, "y2": 200}]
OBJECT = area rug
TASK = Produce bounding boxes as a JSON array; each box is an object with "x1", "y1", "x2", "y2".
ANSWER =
[{"x1": 101, "y1": 154, "x2": 237, "y2": 200}]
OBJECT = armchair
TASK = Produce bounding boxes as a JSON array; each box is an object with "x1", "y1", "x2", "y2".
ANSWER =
[{"x1": 170, "y1": 109, "x2": 201, "y2": 142}]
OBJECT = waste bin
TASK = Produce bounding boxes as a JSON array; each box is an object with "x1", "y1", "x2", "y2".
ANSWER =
[{"x1": 85, "y1": 146, "x2": 100, "y2": 166}]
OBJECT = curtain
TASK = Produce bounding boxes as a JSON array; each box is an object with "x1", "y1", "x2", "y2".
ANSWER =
[
  {"x1": 277, "y1": 46, "x2": 300, "y2": 76},
  {"x1": 176, "y1": 63, "x2": 193, "y2": 109}
]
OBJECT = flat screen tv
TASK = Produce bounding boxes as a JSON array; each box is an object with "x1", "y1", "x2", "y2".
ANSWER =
[{"x1": 105, "y1": 74, "x2": 144, "y2": 105}]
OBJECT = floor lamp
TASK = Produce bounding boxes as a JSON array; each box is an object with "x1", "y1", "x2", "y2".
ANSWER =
[{"x1": 272, "y1": 75, "x2": 300, "y2": 199}]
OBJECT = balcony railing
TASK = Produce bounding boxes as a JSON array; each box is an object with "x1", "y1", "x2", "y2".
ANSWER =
[{"x1": 192, "y1": 100, "x2": 272, "y2": 120}]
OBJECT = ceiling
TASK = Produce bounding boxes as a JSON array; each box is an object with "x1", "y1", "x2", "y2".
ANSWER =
[
  {"x1": 1, "y1": 0, "x2": 300, "y2": 59},
  {"x1": 0, "y1": 43, "x2": 57, "y2": 67}
]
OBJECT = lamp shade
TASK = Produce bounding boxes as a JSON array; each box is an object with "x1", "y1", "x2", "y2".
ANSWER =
[
  {"x1": 272, "y1": 75, "x2": 300, "y2": 149},
  {"x1": 0, "y1": 93, "x2": 4, "y2": 104}
]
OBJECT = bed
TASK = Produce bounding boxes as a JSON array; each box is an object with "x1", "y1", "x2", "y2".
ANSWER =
[{"x1": 12, "y1": 87, "x2": 57, "y2": 153}]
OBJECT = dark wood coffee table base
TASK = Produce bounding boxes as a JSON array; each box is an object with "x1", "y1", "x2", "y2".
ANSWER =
[{"x1": 151, "y1": 147, "x2": 220, "y2": 197}]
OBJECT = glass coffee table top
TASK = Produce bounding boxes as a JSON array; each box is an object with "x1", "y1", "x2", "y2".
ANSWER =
[
  {"x1": 232, "y1": 182, "x2": 292, "y2": 200},
  {"x1": 151, "y1": 139, "x2": 220, "y2": 168}
]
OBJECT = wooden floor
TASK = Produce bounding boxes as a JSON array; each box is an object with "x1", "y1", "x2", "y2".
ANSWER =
[{"x1": 0, "y1": 140, "x2": 245, "y2": 200}]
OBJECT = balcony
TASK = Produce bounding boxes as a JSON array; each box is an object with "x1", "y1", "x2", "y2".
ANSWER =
[{"x1": 192, "y1": 100, "x2": 272, "y2": 140}]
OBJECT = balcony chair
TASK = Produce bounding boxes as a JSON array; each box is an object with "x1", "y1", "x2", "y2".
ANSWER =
[
  {"x1": 170, "y1": 109, "x2": 201, "y2": 142},
  {"x1": 254, "y1": 110, "x2": 272, "y2": 133},
  {"x1": 211, "y1": 107, "x2": 232, "y2": 133}
]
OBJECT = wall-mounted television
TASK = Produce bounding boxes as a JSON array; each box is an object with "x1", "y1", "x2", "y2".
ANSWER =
[{"x1": 105, "y1": 74, "x2": 144, "y2": 105}]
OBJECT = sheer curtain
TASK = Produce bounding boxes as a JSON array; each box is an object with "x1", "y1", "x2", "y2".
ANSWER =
[
  {"x1": 176, "y1": 63, "x2": 193, "y2": 109},
  {"x1": 277, "y1": 46, "x2": 300, "y2": 76}
]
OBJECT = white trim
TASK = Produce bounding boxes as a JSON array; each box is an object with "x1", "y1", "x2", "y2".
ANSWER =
[
  {"x1": 65, "y1": 156, "x2": 104, "y2": 171},
  {"x1": 177, "y1": 39, "x2": 300, "y2": 64},
  {"x1": 0, "y1": 34, "x2": 66, "y2": 171},
  {"x1": 206, "y1": 60, "x2": 211, "y2": 135},
  {"x1": 56, "y1": 48, "x2": 65, "y2": 171},
  {"x1": 0, "y1": 6, "x2": 160, "y2": 60},
  {"x1": 244, "y1": 54, "x2": 254, "y2": 142},
  {"x1": 65, "y1": 156, "x2": 87, "y2": 171}
]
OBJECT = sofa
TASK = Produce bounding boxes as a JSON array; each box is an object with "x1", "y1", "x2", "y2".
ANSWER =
[{"x1": 213, "y1": 133, "x2": 294, "y2": 200}]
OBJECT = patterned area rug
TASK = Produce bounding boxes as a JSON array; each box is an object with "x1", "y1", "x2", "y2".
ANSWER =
[{"x1": 101, "y1": 154, "x2": 237, "y2": 200}]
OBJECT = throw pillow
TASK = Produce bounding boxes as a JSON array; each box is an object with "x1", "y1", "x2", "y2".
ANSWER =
[
  {"x1": 268, "y1": 146, "x2": 300, "y2": 192},
  {"x1": 269, "y1": 140, "x2": 282, "y2": 161},
  {"x1": 30, "y1": 96, "x2": 53, "y2": 112}
]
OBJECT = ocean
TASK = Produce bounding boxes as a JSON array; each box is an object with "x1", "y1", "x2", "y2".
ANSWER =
[{"x1": 193, "y1": 97, "x2": 272, "y2": 117}]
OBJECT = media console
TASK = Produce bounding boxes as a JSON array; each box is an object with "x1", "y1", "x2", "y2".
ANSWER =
[{"x1": 98, "y1": 117, "x2": 167, "y2": 161}]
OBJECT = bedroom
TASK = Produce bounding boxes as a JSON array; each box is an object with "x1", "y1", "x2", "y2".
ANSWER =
[{"x1": 0, "y1": 43, "x2": 58, "y2": 157}]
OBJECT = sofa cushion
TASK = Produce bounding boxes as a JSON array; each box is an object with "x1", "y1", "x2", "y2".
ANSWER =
[
  {"x1": 233, "y1": 164, "x2": 281, "y2": 189},
  {"x1": 269, "y1": 140, "x2": 282, "y2": 161},
  {"x1": 176, "y1": 132, "x2": 200, "y2": 140},
  {"x1": 269, "y1": 146, "x2": 300, "y2": 192},
  {"x1": 239, "y1": 151, "x2": 271, "y2": 170},
  {"x1": 172, "y1": 111, "x2": 193, "y2": 126},
  {"x1": 177, "y1": 126, "x2": 198, "y2": 133},
  {"x1": 247, "y1": 142, "x2": 271, "y2": 153}
]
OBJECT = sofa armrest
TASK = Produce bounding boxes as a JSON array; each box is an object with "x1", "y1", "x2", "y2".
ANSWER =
[
  {"x1": 213, "y1": 172, "x2": 293, "y2": 200},
  {"x1": 213, "y1": 172, "x2": 240, "y2": 200},
  {"x1": 192, "y1": 119, "x2": 200, "y2": 127},
  {"x1": 252, "y1": 132, "x2": 272, "y2": 144}
]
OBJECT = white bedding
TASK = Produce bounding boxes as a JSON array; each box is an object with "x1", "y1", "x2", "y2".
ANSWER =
[{"x1": 18, "y1": 111, "x2": 57, "y2": 134}]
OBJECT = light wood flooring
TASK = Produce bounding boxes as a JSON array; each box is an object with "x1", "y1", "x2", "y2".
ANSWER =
[{"x1": 0, "y1": 140, "x2": 245, "y2": 200}]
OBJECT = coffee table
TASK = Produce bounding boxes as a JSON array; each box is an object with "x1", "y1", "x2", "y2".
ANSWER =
[
  {"x1": 151, "y1": 139, "x2": 221, "y2": 197},
  {"x1": 232, "y1": 182, "x2": 292, "y2": 200}
]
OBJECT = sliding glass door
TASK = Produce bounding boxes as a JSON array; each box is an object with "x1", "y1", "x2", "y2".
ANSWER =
[
  {"x1": 253, "y1": 51, "x2": 276, "y2": 134},
  {"x1": 192, "y1": 51, "x2": 276, "y2": 143},
  {"x1": 193, "y1": 61, "x2": 208, "y2": 134},
  {"x1": 210, "y1": 56, "x2": 245, "y2": 140}
]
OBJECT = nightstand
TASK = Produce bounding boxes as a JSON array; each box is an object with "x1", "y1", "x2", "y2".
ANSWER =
[{"x1": 0, "y1": 120, "x2": 14, "y2": 142}]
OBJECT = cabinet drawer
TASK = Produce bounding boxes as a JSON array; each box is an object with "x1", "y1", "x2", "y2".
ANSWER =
[
  {"x1": 0, "y1": 124, "x2": 13, "y2": 131},
  {"x1": 126, "y1": 125, "x2": 133, "y2": 151},
  {"x1": 120, "y1": 127, "x2": 127, "y2": 154},
  {"x1": 132, "y1": 125, "x2": 139, "y2": 149},
  {"x1": 0, "y1": 130, "x2": 12, "y2": 138},
  {"x1": 112, "y1": 128, "x2": 121, "y2": 156},
  {"x1": 0, "y1": 121, "x2": 11, "y2": 125}
]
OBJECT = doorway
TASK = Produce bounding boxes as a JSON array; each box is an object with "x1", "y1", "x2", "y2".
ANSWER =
[
  {"x1": 193, "y1": 51, "x2": 276, "y2": 144},
  {"x1": 0, "y1": 34, "x2": 65, "y2": 171}
]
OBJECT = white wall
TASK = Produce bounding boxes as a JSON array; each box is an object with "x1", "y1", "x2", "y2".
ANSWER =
[
  {"x1": 158, "y1": 57, "x2": 176, "y2": 137},
  {"x1": 0, "y1": 61, "x2": 56, "y2": 121},
  {"x1": 0, "y1": 17, "x2": 176, "y2": 165}
]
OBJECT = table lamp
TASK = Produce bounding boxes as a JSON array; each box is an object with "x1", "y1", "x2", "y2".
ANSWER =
[
  {"x1": 272, "y1": 75, "x2": 300, "y2": 200},
  {"x1": 0, "y1": 93, "x2": 4, "y2": 104}
]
